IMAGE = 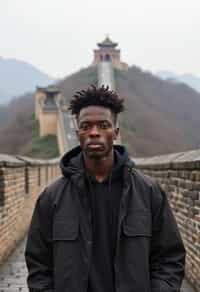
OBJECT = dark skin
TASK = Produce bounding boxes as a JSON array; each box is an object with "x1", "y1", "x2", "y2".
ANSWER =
[{"x1": 76, "y1": 106, "x2": 119, "y2": 182}]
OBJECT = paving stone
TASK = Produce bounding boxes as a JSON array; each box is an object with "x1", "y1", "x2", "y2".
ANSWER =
[
  {"x1": 0, "y1": 237, "x2": 196, "y2": 292},
  {"x1": 0, "y1": 239, "x2": 28, "y2": 292}
]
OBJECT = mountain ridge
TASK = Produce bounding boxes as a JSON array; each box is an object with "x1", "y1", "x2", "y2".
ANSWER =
[
  {"x1": 157, "y1": 70, "x2": 200, "y2": 93},
  {"x1": 0, "y1": 57, "x2": 55, "y2": 104}
]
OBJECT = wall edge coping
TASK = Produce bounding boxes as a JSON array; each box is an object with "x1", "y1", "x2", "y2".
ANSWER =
[
  {"x1": 133, "y1": 148, "x2": 200, "y2": 170},
  {"x1": 0, "y1": 154, "x2": 25, "y2": 167},
  {"x1": 0, "y1": 154, "x2": 60, "y2": 167},
  {"x1": 16, "y1": 155, "x2": 61, "y2": 166}
]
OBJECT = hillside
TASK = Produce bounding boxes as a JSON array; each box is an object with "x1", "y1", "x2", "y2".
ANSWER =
[
  {"x1": 58, "y1": 66, "x2": 98, "y2": 99},
  {"x1": 0, "y1": 111, "x2": 59, "y2": 158},
  {"x1": 1, "y1": 64, "x2": 200, "y2": 157},
  {"x1": 22, "y1": 118, "x2": 59, "y2": 159},
  {"x1": 157, "y1": 71, "x2": 200, "y2": 93},
  {"x1": 115, "y1": 66, "x2": 200, "y2": 156},
  {"x1": 0, "y1": 67, "x2": 97, "y2": 155},
  {"x1": 0, "y1": 57, "x2": 55, "y2": 104},
  {"x1": 0, "y1": 93, "x2": 34, "y2": 130}
]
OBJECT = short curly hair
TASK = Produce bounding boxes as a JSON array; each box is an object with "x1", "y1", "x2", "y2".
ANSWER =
[{"x1": 68, "y1": 85, "x2": 124, "y2": 124}]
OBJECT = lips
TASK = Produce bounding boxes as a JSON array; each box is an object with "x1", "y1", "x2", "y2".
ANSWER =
[
  {"x1": 87, "y1": 143, "x2": 104, "y2": 149},
  {"x1": 87, "y1": 141, "x2": 104, "y2": 146},
  {"x1": 88, "y1": 144, "x2": 102, "y2": 148}
]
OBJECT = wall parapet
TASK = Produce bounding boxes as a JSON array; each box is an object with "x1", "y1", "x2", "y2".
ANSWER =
[
  {"x1": 134, "y1": 148, "x2": 200, "y2": 292},
  {"x1": 16, "y1": 155, "x2": 60, "y2": 165},
  {"x1": 134, "y1": 149, "x2": 200, "y2": 170},
  {"x1": 0, "y1": 154, "x2": 25, "y2": 167},
  {"x1": 0, "y1": 153, "x2": 60, "y2": 265},
  {"x1": 0, "y1": 154, "x2": 60, "y2": 167}
]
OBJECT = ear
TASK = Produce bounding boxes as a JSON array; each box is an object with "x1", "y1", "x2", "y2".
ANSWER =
[
  {"x1": 113, "y1": 127, "x2": 119, "y2": 140},
  {"x1": 76, "y1": 129, "x2": 79, "y2": 138},
  {"x1": 75, "y1": 117, "x2": 79, "y2": 138}
]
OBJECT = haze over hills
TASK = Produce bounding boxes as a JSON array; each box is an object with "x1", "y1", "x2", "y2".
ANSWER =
[
  {"x1": 1, "y1": 64, "x2": 200, "y2": 157},
  {"x1": 157, "y1": 71, "x2": 200, "y2": 93},
  {"x1": 0, "y1": 57, "x2": 55, "y2": 104},
  {"x1": 115, "y1": 66, "x2": 200, "y2": 156}
]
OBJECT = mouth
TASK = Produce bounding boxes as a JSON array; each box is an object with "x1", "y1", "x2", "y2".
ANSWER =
[{"x1": 87, "y1": 143, "x2": 104, "y2": 150}]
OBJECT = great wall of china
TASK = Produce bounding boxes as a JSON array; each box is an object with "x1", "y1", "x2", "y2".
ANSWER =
[{"x1": 0, "y1": 37, "x2": 199, "y2": 292}]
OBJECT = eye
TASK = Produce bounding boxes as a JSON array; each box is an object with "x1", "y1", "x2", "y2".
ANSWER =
[
  {"x1": 98, "y1": 121, "x2": 110, "y2": 129},
  {"x1": 79, "y1": 123, "x2": 91, "y2": 131}
]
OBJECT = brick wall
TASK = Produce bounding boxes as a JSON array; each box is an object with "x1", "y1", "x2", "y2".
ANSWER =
[
  {"x1": 1, "y1": 149, "x2": 199, "y2": 290},
  {"x1": 0, "y1": 154, "x2": 60, "y2": 265},
  {"x1": 134, "y1": 150, "x2": 200, "y2": 292}
]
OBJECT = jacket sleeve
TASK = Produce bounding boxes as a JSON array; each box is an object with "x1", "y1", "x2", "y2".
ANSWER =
[
  {"x1": 150, "y1": 182, "x2": 186, "y2": 292},
  {"x1": 25, "y1": 189, "x2": 54, "y2": 292}
]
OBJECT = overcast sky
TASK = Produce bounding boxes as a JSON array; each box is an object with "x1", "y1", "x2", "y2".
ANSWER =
[{"x1": 0, "y1": 0, "x2": 200, "y2": 78}]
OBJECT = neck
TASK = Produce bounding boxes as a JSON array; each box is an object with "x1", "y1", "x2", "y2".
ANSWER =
[{"x1": 83, "y1": 150, "x2": 114, "y2": 182}]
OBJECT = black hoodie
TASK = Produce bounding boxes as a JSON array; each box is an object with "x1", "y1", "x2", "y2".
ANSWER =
[
  {"x1": 60, "y1": 145, "x2": 129, "y2": 292},
  {"x1": 26, "y1": 145, "x2": 185, "y2": 292}
]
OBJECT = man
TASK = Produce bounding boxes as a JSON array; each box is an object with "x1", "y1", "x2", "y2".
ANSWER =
[{"x1": 25, "y1": 85, "x2": 185, "y2": 292}]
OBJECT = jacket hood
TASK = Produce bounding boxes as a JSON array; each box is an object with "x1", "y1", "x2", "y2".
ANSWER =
[{"x1": 60, "y1": 145, "x2": 133, "y2": 180}]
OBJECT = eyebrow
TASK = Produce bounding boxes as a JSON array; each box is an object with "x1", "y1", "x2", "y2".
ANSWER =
[
  {"x1": 79, "y1": 117, "x2": 111, "y2": 123},
  {"x1": 80, "y1": 119, "x2": 112, "y2": 125}
]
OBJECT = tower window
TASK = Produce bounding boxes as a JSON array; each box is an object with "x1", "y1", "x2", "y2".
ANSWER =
[{"x1": 105, "y1": 54, "x2": 111, "y2": 61}]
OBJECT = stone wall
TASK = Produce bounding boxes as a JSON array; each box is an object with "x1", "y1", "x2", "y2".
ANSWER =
[
  {"x1": 1, "y1": 148, "x2": 199, "y2": 290},
  {"x1": 134, "y1": 149, "x2": 200, "y2": 292},
  {"x1": 0, "y1": 154, "x2": 60, "y2": 265}
]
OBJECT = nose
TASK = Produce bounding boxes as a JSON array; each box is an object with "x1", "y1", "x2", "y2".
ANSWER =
[{"x1": 89, "y1": 125, "x2": 100, "y2": 137}]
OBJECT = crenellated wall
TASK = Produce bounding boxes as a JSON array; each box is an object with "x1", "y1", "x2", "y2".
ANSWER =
[
  {"x1": 134, "y1": 149, "x2": 200, "y2": 292},
  {"x1": 0, "y1": 154, "x2": 60, "y2": 265}
]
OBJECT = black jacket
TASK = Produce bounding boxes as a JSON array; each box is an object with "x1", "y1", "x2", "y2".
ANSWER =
[{"x1": 25, "y1": 145, "x2": 185, "y2": 292}]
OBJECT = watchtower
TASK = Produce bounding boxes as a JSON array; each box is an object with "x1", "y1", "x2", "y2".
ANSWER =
[
  {"x1": 92, "y1": 36, "x2": 128, "y2": 71},
  {"x1": 35, "y1": 86, "x2": 62, "y2": 137}
]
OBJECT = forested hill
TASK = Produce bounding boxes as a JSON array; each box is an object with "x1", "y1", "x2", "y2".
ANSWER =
[
  {"x1": 0, "y1": 67, "x2": 97, "y2": 155},
  {"x1": 1, "y1": 65, "x2": 200, "y2": 157},
  {"x1": 58, "y1": 66, "x2": 98, "y2": 99},
  {"x1": 115, "y1": 66, "x2": 200, "y2": 156}
]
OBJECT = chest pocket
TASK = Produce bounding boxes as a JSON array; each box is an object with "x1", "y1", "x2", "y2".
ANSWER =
[
  {"x1": 123, "y1": 210, "x2": 152, "y2": 237},
  {"x1": 53, "y1": 217, "x2": 79, "y2": 241}
]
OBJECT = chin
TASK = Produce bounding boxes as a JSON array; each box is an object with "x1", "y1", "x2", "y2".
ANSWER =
[
  {"x1": 85, "y1": 150, "x2": 106, "y2": 160},
  {"x1": 87, "y1": 153, "x2": 104, "y2": 160}
]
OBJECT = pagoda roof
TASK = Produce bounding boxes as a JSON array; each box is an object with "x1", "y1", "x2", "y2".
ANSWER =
[{"x1": 97, "y1": 36, "x2": 118, "y2": 48}]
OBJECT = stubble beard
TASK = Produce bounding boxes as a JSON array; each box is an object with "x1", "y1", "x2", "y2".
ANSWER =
[{"x1": 84, "y1": 145, "x2": 113, "y2": 161}]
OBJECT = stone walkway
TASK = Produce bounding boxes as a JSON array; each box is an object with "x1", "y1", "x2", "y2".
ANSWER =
[
  {"x1": 0, "y1": 239, "x2": 28, "y2": 292},
  {"x1": 0, "y1": 238, "x2": 196, "y2": 292}
]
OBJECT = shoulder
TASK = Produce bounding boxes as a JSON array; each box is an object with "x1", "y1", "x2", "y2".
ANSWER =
[
  {"x1": 45, "y1": 175, "x2": 68, "y2": 194},
  {"x1": 128, "y1": 165, "x2": 165, "y2": 208},
  {"x1": 37, "y1": 175, "x2": 69, "y2": 208},
  {"x1": 128, "y1": 163, "x2": 156, "y2": 189}
]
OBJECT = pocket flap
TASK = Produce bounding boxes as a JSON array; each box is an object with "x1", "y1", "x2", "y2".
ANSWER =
[
  {"x1": 123, "y1": 211, "x2": 152, "y2": 237},
  {"x1": 53, "y1": 217, "x2": 79, "y2": 241}
]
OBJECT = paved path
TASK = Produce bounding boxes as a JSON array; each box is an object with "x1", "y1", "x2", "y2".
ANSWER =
[
  {"x1": 0, "y1": 239, "x2": 28, "y2": 292},
  {"x1": 0, "y1": 238, "x2": 196, "y2": 292}
]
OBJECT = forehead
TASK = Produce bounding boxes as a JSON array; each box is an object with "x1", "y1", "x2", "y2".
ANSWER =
[{"x1": 78, "y1": 106, "x2": 113, "y2": 122}]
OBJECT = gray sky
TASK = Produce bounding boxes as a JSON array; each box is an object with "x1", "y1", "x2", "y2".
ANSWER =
[{"x1": 0, "y1": 0, "x2": 200, "y2": 78}]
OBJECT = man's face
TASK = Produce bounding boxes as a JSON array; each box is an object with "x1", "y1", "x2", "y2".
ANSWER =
[{"x1": 77, "y1": 106, "x2": 119, "y2": 160}]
